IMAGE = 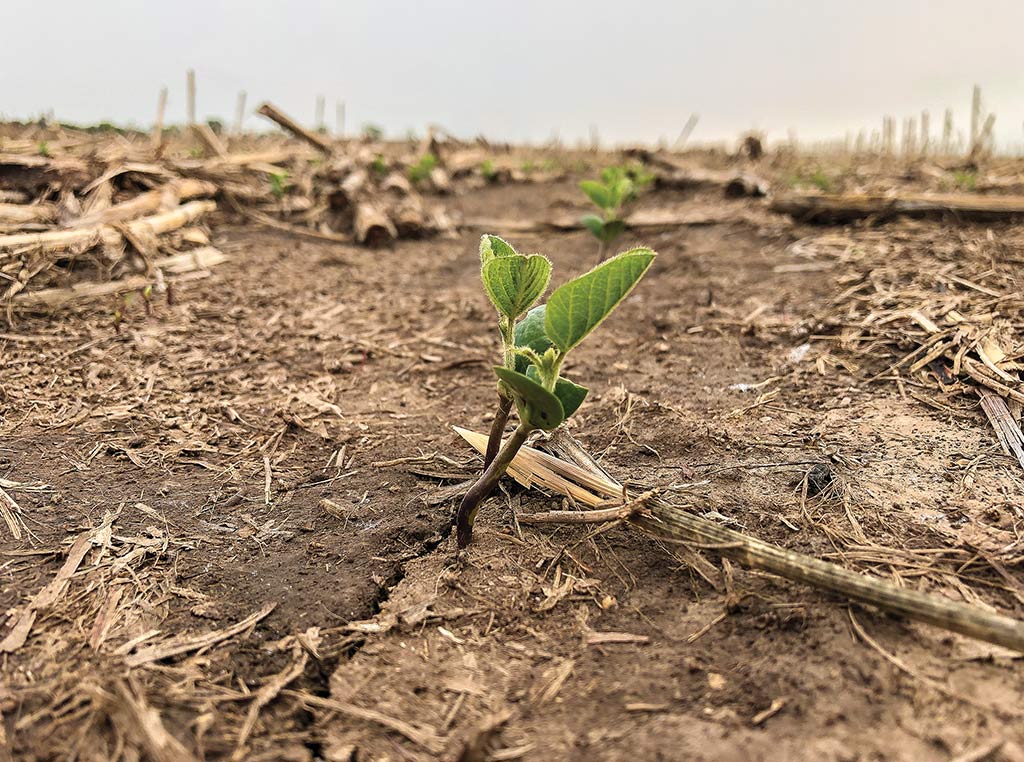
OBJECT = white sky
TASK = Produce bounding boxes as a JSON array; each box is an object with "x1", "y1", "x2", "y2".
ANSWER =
[{"x1": 3, "y1": 0, "x2": 1023, "y2": 147}]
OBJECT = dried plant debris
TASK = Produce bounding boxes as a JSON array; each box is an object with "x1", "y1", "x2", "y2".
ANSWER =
[
  {"x1": 792, "y1": 225, "x2": 1024, "y2": 471},
  {"x1": 0, "y1": 110, "x2": 461, "y2": 311}
]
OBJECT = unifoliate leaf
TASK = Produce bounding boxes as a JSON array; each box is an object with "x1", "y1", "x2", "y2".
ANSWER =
[
  {"x1": 482, "y1": 254, "x2": 552, "y2": 320},
  {"x1": 479, "y1": 234, "x2": 517, "y2": 266},
  {"x1": 493, "y1": 366, "x2": 564, "y2": 430},
  {"x1": 526, "y1": 366, "x2": 589, "y2": 419},
  {"x1": 581, "y1": 214, "x2": 605, "y2": 240},
  {"x1": 580, "y1": 180, "x2": 611, "y2": 210},
  {"x1": 600, "y1": 218, "x2": 627, "y2": 243},
  {"x1": 600, "y1": 166, "x2": 625, "y2": 185},
  {"x1": 617, "y1": 178, "x2": 635, "y2": 207},
  {"x1": 553, "y1": 377, "x2": 588, "y2": 419},
  {"x1": 544, "y1": 247, "x2": 656, "y2": 352},
  {"x1": 513, "y1": 304, "x2": 553, "y2": 373},
  {"x1": 606, "y1": 180, "x2": 624, "y2": 210}
]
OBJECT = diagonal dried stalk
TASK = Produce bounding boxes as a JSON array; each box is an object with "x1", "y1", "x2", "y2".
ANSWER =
[
  {"x1": 629, "y1": 497, "x2": 1024, "y2": 652},
  {"x1": 978, "y1": 389, "x2": 1024, "y2": 469},
  {"x1": 456, "y1": 427, "x2": 1024, "y2": 653}
]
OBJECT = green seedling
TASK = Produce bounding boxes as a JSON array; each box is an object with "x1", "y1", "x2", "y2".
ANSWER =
[
  {"x1": 408, "y1": 153, "x2": 438, "y2": 185},
  {"x1": 952, "y1": 169, "x2": 977, "y2": 191},
  {"x1": 624, "y1": 162, "x2": 655, "y2": 188},
  {"x1": 787, "y1": 169, "x2": 832, "y2": 192},
  {"x1": 362, "y1": 123, "x2": 384, "y2": 141},
  {"x1": 456, "y1": 234, "x2": 656, "y2": 548},
  {"x1": 580, "y1": 165, "x2": 650, "y2": 261},
  {"x1": 370, "y1": 154, "x2": 388, "y2": 175},
  {"x1": 809, "y1": 169, "x2": 832, "y2": 192},
  {"x1": 480, "y1": 159, "x2": 497, "y2": 182},
  {"x1": 269, "y1": 171, "x2": 290, "y2": 199},
  {"x1": 37, "y1": 141, "x2": 50, "y2": 158}
]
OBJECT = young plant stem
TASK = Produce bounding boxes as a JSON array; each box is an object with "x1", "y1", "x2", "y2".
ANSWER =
[
  {"x1": 484, "y1": 394, "x2": 514, "y2": 469},
  {"x1": 484, "y1": 316, "x2": 516, "y2": 469},
  {"x1": 596, "y1": 238, "x2": 607, "y2": 263},
  {"x1": 456, "y1": 422, "x2": 533, "y2": 548}
]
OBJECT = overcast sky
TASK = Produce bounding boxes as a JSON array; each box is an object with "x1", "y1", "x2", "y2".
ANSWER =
[{"x1": 4, "y1": 0, "x2": 1023, "y2": 147}]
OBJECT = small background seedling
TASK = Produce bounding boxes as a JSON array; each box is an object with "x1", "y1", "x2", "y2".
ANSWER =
[
  {"x1": 456, "y1": 235, "x2": 656, "y2": 548},
  {"x1": 269, "y1": 171, "x2": 290, "y2": 199},
  {"x1": 408, "y1": 153, "x2": 438, "y2": 185},
  {"x1": 952, "y1": 169, "x2": 977, "y2": 191},
  {"x1": 786, "y1": 168, "x2": 833, "y2": 192},
  {"x1": 580, "y1": 164, "x2": 652, "y2": 260}
]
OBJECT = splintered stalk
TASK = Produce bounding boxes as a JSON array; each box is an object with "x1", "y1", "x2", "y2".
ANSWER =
[
  {"x1": 457, "y1": 422, "x2": 533, "y2": 548},
  {"x1": 484, "y1": 394, "x2": 514, "y2": 469}
]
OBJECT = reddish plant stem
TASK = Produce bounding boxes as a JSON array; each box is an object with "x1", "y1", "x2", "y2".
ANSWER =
[
  {"x1": 483, "y1": 394, "x2": 513, "y2": 469},
  {"x1": 456, "y1": 423, "x2": 532, "y2": 548}
]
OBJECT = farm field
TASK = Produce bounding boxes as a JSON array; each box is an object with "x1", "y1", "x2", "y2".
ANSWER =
[{"x1": 1, "y1": 120, "x2": 1023, "y2": 761}]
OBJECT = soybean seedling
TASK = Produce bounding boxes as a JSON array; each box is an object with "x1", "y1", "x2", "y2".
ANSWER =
[
  {"x1": 456, "y1": 235, "x2": 656, "y2": 548},
  {"x1": 361, "y1": 123, "x2": 384, "y2": 141},
  {"x1": 408, "y1": 153, "x2": 438, "y2": 185},
  {"x1": 579, "y1": 165, "x2": 652, "y2": 261},
  {"x1": 579, "y1": 167, "x2": 632, "y2": 261},
  {"x1": 269, "y1": 171, "x2": 290, "y2": 199}
]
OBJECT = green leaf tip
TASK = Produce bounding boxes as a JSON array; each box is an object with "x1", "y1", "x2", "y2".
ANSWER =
[
  {"x1": 482, "y1": 253, "x2": 552, "y2": 321},
  {"x1": 493, "y1": 366, "x2": 564, "y2": 430},
  {"x1": 479, "y1": 234, "x2": 517, "y2": 265},
  {"x1": 544, "y1": 247, "x2": 656, "y2": 352}
]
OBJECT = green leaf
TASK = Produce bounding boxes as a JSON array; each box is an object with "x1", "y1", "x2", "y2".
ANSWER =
[
  {"x1": 544, "y1": 247, "x2": 656, "y2": 352},
  {"x1": 513, "y1": 304, "x2": 553, "y2": 373},
  {"x1": 580, "y1": 180, "x2": 611, "y2": 210},
  {"x1": 606, "y1": 181, "x2": 623, "y2": 210},
  {"x1": 600, "y1": 218, "x2": 627, "y2": 243},
  {"x1": 493, "y1": 367, "x2": 564, "y2": 430},
  {"x1": 553, "y1": 377, "x2": 588, "y2": 419},
  {"x1": 526, "y1": 366, "x2": 588, "y2": 419},
  {"x1": 600, "y1": 166, "x2": 625, "y2": 185},
  {"x1": 479, "y1": 234, "x2": 517, "y2": 266},
  {"x1": 482, "y1": 254, "x2": 552, "y2": 320},
  {"x1": 581, "y1": 214, "x2": 605, "y2": 240}
]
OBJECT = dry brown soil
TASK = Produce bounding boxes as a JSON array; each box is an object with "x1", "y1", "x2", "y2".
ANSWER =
[{"x1": 1, "y1": 178, "x2": 1022, "y2": 761}]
